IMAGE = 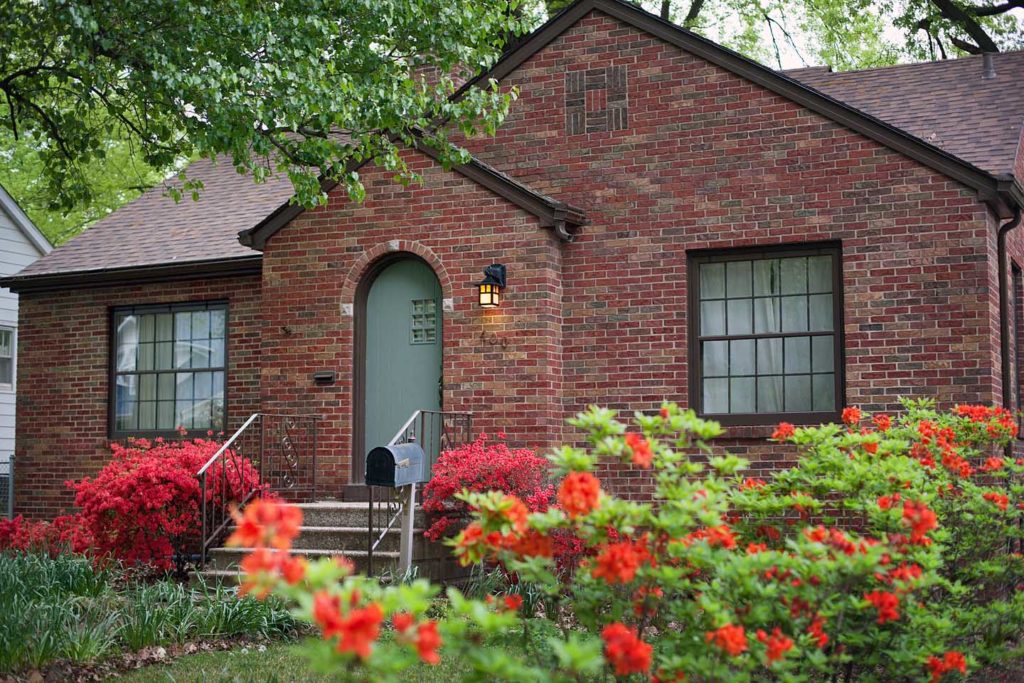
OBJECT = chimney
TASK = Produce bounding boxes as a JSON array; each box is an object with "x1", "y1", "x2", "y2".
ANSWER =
[{"x1": 983, "y1": 52, "x2": 997, "y2": 79}]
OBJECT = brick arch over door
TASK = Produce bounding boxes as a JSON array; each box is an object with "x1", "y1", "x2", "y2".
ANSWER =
[
  {"x1": 341, "y1": 240, "x2": 453, "y2": 306},
  {"x1": 349, "y1": 246, "x2": 449, "y2": 487}
]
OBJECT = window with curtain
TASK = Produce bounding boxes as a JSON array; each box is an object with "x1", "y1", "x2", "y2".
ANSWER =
[
  {"x1": 689, "y1": 245, "x2": 842, "y2": 423},
  {"x1": 0, "y1": 328, "x2": 14, "y2": 386},
  {"x1": 111, "y1": 302, "x2": 227, "y2": 436}
]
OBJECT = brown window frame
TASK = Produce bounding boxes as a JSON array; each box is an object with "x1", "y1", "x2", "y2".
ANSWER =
[
  {"x1": 108, "y1": 300, "x2": 229, "y2": 439},
  {"x1": 687, "y1": 243, "x2": 845, "y2": 427}
]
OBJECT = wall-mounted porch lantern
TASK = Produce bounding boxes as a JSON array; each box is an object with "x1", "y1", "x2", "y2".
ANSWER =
[{"x1": 477, "y1": 264, "x2": 506, "y2": 308}]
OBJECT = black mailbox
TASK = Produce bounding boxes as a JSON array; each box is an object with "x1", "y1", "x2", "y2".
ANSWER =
[{"x1": 365, "y1": 443, "x2": 427, "y2": 488}]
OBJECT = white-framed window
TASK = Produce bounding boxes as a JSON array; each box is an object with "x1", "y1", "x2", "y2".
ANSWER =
[{"x1": 0, "y1": 327, "x2": 15, "y2": 388}]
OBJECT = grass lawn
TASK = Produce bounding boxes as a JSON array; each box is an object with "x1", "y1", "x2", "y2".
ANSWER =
[{"x1": 112, "y1": 638, "x2": 472, "y2": 682}]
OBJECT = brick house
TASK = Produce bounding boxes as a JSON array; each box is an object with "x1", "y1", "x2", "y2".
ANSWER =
[{"x1": 5, "y1": 0, "x2": 1024, "y2": 519}]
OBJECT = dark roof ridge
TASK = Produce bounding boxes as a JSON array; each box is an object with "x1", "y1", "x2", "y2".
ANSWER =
[{"x1": 785, "y1": 49, "x2": 1024, "y2": 77}]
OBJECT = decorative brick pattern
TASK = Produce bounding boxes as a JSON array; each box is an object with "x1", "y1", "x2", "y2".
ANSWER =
[{"x1": 566, "y1": 65, "x2": 628, "y2": 135}]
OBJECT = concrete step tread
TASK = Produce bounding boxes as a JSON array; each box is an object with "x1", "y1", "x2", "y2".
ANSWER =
[
  {"x1": 296, "y1": 501, "x2": 424, "y2": 510},
  {"x1": 209, "y1": 546, "x2": 400, "y2": 559},
  {"x1": 298, "y1": 525, "x2": 425, "y2": 534}
]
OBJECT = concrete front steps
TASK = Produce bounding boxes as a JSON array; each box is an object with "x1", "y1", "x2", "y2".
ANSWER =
[{"x1": 197, "y1": 501, "x2": 464, "y2": 583}]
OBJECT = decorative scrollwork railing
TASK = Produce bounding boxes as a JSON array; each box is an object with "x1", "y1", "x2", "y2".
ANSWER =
[
  {"x1": 367, "y1": 410, "x2": 473, "y2": 575},
  {"x1": 197, "y1": 413, "x2": 319, "y2": 566}
]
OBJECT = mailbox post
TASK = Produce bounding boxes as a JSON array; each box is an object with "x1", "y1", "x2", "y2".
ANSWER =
[{"x1": 365, "y1": 443, "x2": 428, "y2": 574}]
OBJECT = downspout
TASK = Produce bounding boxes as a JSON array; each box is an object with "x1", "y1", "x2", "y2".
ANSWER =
[{"x1": 998, "y1": 207, "x2": 1023, "y2": 409}]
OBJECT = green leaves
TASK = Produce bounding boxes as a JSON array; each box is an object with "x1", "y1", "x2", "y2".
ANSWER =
[{"x1": 0, "y1": 0, "x2": 522, "y2": 214}]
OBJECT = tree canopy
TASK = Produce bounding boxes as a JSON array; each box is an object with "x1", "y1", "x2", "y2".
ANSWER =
[{"x1": 0, "y1": 0, "x2": 524, "y2": 239}]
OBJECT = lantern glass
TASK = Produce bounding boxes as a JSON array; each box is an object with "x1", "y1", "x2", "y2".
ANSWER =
[{"x1": 479, "y1": 283, "x2": 500, "y2": 308}]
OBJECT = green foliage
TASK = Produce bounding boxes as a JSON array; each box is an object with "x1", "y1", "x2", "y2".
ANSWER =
[
  {"x1": 0, "y1": 552, "x2": 297, "y2": 674},
  {"x1": 0, "y1": 128, "x2": 170, "y2": 245},
  {"x1": 0, "y1": 0, "x2": 525, "y2": 214},
  {"x1": 731, "y1": 400, "x2": 1024, "y2": 673}
]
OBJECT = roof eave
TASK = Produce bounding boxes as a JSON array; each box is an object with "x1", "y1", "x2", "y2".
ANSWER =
[
  {"x1": 0, "y1": 184, "x2": 52, "y2": 256},
  {"x1": 0, "y1": 255, "x2": 262, "y2": 294}
]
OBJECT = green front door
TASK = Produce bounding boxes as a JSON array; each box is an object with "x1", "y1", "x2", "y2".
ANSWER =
[{"x1": 363, "y1": 258, "x2": 443, "y2": 456}]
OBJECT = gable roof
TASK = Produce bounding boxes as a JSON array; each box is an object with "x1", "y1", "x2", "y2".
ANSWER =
[
  {"x1": 455, "y1": 0, "x2": 1023, "y2": 214},
  {"x1": 5, "y1": 158, "x2": 295, "y2": 289},
  {"x1": 239, "y1": 140, "x2": 587, "y2": 250},
  {"x1": 0, "y1": 184, "x2": 51, "y2": 257},
  {"x1": 786, "y1": 51, "x2": 1024, "y2": 178}
]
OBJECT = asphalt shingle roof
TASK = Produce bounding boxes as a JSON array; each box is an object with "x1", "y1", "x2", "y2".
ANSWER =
[
  {"x1": 13, "y1": 158, "x2": 295, "y2": 279},
  {"x1": 786, "y1": 51, "x2": 1024, "y2": 177}
]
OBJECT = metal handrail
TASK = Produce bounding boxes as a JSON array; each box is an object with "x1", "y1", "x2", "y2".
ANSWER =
[
  {"x1": 196, "y1": 412, "x2": 320, "y2": 567},
  {"x1": 198, "y1": 413, "x2": 260, "y2": 477},
  {"x1": 368, "y1": 409, "x2": 473, "y2": 575}
]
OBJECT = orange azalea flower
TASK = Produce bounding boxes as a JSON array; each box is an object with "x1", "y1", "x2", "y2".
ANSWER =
[
  {"x1": 902, "y1": 500, "x2": 938, "y2": 544},
  {"x1": 238, "y1": 547, "x2": 281, "y2": 599},
  {"x1": 864, "y1": 590, "x2": 900, "y2": 624},
  {"x1": 501, "y1": 495, "x2": 531, "y2": 534},
  {"x1": 877, "y1": 493, "x2": 901, "y2": 511},
  {"x1": 313, "y1": 591, "x2": 343, "y2": 635},
  {"x1": 807, "y1": 617, "x2": 829, "y2": 649},
  {"x1": 842, "y1": 407, "x2": 862, "y2": 425},
  {"x1": 772, "y1": 422, "x2": 795, "y2": 440},
  {"x1": 624, "y1": 432, "x2": 654, "y2": 468},
  {"x1": 503, "y1": 594, "x2": 523, "y2": 612},
  {"x1": 926, "y1": 651, "x2": 967, "y2": 683},
  {"x1": 415, "y1": 621, "x2": 443, "y2": 665},
  {"x1": 592, "y1": 539, "x2": 650, "y2": 584},
  {"x1": 983, "y1": 492, "x2": 1010, "y2": 511},
  {"x1": 602, "y1": 622, "x2": 653, "y2": 676},
  {"x1": 227, "y1": 498, "x2": 303, "y2": 550},
  {"x1": 392, "y1": 612, "x2": 415, "y2": 633},
  {"x1": 558, "y1": 471, "x2": 602, "y2": 518},
  {"x1": 706, "y1": 624, "x2": 747, "y2": 657},
  {"x1": 873, "y1": 414, "x2": 892, "y2": 431},
  {"x1": 280, "y1": 555, "x2": 307, "y2": 585},
  {"x1": 332, "y1": 604, "x2": 384, "y2": 660},
  {"x1": 756, "y1": 627, "x2": 794, "y2": 663}
]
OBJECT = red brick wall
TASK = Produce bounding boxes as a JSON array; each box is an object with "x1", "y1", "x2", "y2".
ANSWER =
[
  {"x1": 454, "y1": 10, "x2": 998, "y2": 496},
  {"x1": 14, "y1": 276, "x2": 262, "y2": 518},
  {"x1": 258, "y1": 149, "x2": 565, "y2": 499}
]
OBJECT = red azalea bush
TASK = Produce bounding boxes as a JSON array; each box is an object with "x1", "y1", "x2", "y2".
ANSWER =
[
  {"x1": 422, "y1": 434, "x2": 589, "y2": 578},
  {"x1": 68, "y1": 436, "x2": 261, "y2": 571},
  {"x1": 422, "y1": 434, "x2": 552, "y2": 541},
  {"x1": 0, "y1": 513, "x2": 92, "y2": 556}
]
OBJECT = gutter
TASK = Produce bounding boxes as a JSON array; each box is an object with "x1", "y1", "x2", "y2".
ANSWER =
[
  {"x1": 0, "y1": 255, "x2": 262, "y2": 294},
  {"x1": 997, "y1": 206, "x2": 1023, "y2": 409}
]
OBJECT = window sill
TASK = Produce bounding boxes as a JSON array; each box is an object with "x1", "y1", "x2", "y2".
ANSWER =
[{"x1": 700, "y1": 413, "x2": 840, "y2": 440}]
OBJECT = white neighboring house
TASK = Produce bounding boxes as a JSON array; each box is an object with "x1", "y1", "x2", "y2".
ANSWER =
[{"x1": 0, "y1": 184, "x2": 51, "y2": 516}]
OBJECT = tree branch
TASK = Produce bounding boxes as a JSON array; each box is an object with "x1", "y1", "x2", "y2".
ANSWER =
[
  {"x1": 927, "y1": 0, "x2": 1000, "y2": 52},
  {"x1": 974, "y1": 0, "x2": 1024, "y2": 17},
  {"x1": 683, "y1": 0, "x2": 707, "y2": 25}
]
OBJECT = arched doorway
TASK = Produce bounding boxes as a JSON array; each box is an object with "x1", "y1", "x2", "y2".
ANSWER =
[{"x1": 353, "y1": 256, "x2": 442, "y2": 487}]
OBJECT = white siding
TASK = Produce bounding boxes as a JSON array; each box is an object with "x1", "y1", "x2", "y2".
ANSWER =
[{"x1": 0, "y1": 204, "x2": 46, "y2": 462}]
